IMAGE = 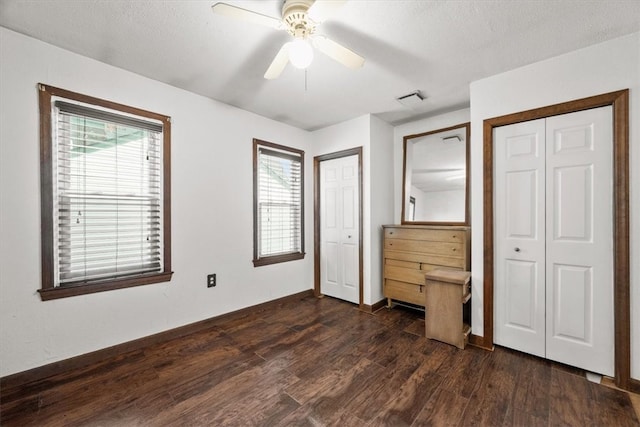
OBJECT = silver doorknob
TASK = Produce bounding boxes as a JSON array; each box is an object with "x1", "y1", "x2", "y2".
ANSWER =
[{"x1": 514, "y1": 247, "x2": 521, "y2": 252}]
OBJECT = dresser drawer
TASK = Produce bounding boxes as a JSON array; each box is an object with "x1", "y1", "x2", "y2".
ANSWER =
[
  {"x1": 384, "y1": 265, "x2": 425, "y2": 285},
  {"x1": 384, "y1": 227, "x2": 465, "y2": 243},
  {"x1": 384, "y1": 260, "x2": 460, "y2": 286},
  {"x1": 385, "y1": 258, "x2": 420, "y2": 270},
  {"x1": 384, "y1": 238, "x2": 462, "y2": 258},
  {"x1": 384, "y1": 279, "x2": 426, "y2": 306},
  {"x1": 384, "y1": 250, "x2": 465, "y2": 269}
]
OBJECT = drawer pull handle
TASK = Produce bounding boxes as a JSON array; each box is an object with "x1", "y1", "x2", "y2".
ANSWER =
[{"x1": 515, "y1": 247, "x2": 521, "y2": 252}]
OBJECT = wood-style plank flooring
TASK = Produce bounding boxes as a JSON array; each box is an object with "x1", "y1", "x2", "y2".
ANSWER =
[{"x1": 1, "y1": 294, "x2": 638, "y2": 426}]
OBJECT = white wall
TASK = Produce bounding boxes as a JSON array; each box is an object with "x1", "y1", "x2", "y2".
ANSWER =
[
  {"x1": 0, "y1": 27, "x2": 314, "y2": 377},
  {"x1": 369, "y1": 115, "x2": 394, "y2": 304},
  {"x1": 310, "y1": 114, "x2": 394, "y2": 306},
  {"x1": 393, "y1": 109, "x2": 471, "y2": 223},
  {"x1": 469, "y1": 32, "x2": 640, "y2": 379}
]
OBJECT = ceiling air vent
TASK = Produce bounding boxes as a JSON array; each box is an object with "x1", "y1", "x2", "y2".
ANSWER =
[
  {"x1": 396, "y1": 91, "x2": 425, "y2": 108},
  {"x1": 442, "y1": 135, "x2": 462, "y2": 143}
]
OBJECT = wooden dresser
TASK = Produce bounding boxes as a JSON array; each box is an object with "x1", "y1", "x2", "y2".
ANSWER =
[{"x1": 382, "y1": 225, "x2": 470, "y2": 308}]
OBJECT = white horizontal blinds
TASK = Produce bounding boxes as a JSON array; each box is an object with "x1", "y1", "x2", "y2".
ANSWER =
[
  {"x1": 257, "y1": 147, "x2": 302, "y2": 257},
  {"x1": 54, "y1": 101, "x2": 163, "y2": 286}
]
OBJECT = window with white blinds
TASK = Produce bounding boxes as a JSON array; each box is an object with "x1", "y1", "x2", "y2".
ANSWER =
[
  {"x1": 38, "y1": 84, "x2": 172, "y2": 300},
  {"x1": 253, "y1": 139, "x2": 305, "y2": 266},
  {"x1": 54, "y1": 101, "x2": 163, "y2": 285}
]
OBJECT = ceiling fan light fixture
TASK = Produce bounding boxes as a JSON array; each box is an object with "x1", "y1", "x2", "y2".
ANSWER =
[
  {"x1": 289, "y1": 38, "x2": 314, "y2": 69},
  {"x1": 212, "y1": 1, "x2": 363, "y2": 79}
]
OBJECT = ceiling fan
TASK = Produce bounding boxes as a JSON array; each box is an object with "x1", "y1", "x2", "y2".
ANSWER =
[{"x1": 212, "y1": 0, "x2": 365, "y2": 79}]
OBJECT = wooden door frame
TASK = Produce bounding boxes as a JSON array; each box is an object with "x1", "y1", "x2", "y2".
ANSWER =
[
  {"x1": 480, "y1": 90, "x2": 632, "y2": 390},
  {"x1": 314, "y1": 147, "x2": 364, "y2": 308}
]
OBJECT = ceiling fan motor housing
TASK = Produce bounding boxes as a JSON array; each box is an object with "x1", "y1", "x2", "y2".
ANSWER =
[{"x1": 282, "y1": 0, "x2": 316, "y2": 38}]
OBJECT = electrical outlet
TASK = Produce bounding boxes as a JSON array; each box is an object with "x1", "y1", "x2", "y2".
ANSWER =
[{"x1": 207, "y1": 273, "x2": 216, "y2": 288}]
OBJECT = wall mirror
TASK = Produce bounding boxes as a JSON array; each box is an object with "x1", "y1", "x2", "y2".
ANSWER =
[{"x1": 402, "y1": 122, "x2": 470, "y2": 225}]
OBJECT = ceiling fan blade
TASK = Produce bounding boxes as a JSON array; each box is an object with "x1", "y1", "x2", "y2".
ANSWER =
[
  {"x1": 312, "y1": 36, "x2": 364, "y2": 69},
  {"x1": 307, "y1": 0, "x2": 347, "y2": 23},
  {"x1": 264, "y1": 43, "x2": 290, "y2": 79},
  {"x1": 211, "y1": 3, "x2": 282, "y2": 30}
]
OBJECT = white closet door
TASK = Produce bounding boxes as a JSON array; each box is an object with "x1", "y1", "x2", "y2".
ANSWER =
[
  {"x1": 545, "y1": 106, "x2": 614, "y2": 376},
  {"x1": 494, "y1": 106, "x2": 614, "y2": 376},
  {"x1": 320, "y1": 155, "x2": 359, "y2": 304},
  {"x1": 494, "y1": 119, "x2": 547, "y2": 357}
]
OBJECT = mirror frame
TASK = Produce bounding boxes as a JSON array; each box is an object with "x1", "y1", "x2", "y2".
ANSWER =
[{"x1": 401, "y1": 122, "x2": 470, "y2": 226}]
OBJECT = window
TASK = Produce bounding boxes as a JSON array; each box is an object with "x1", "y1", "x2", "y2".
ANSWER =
[
  {"x1": 38, "y1": 84, "x2": 172, "y2": 300},
  {"x1": 409, "y1": 196, "x2": 416, "y2": 221},
  {"x1": 253, "y1": 139, "x2": 304, "y2": 266}
]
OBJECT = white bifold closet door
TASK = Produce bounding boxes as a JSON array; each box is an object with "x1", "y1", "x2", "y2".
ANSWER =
[
  {"x1": 494, "y1": 106, "x2": 614, "y2": 376},
  {"x1": 320, "y1": 155, "x2": 360, "y2": 304}
]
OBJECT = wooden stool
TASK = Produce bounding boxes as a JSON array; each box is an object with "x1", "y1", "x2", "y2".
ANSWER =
[{"x1": 425, "y1": 269, "x2": 471, "y2": 349}]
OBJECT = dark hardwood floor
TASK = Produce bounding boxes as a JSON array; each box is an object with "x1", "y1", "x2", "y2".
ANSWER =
[{"x1": 1, "y1": 293, "x2": 638, "y2": 426}]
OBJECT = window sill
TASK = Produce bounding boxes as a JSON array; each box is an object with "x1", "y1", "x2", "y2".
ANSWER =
[
  {"x1": 253, "y1": 252, "x2": 305, "y2": 267},
  {"x1": 38, "y1": 271, "x2": 174, "y2": 301}
]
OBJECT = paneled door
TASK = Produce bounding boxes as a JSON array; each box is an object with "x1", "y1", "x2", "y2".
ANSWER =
[
  {"x1": 494, "y1": 118, "x2": 547, "y2": 358},
  {"x1": 494, "y1": 106, "x2": 614, "y2": 376},
  {"x1": 320, "y1": 155, "x2": 359, "y2": 304}
]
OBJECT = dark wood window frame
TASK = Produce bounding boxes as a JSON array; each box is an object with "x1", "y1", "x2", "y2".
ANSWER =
[
  {"x1": 478, "y1": 90, "x2": 632, "y2": 391},
  {"x1": 38, "y1": 84, "x2": 173, "y2": 301},
  {"x1": 252, "y1": 139, "x2": 305, "y2": 267}
]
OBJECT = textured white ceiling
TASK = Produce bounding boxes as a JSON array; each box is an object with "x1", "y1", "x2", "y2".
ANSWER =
[{"x1": 1, "y1": 0, "x2": 639, "y2": 130}]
